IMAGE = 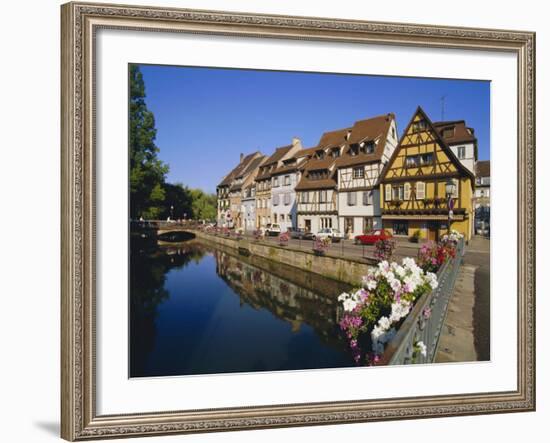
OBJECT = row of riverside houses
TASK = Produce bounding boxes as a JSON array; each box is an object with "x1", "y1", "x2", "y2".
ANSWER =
[{"x1": 216, "y1": 106, "x2": 485, "y2": 241}]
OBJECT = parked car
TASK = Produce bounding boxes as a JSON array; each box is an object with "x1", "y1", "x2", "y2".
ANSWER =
[
  {"x1": 265, "y1": 223, "x2": 282, "y2": 236},
  {"x1": 288, "y1": 227, "x2": 306, "y2": 239},
  {"x1": 354, "y1": 229, "x2": 393, "y2": 245},
  {"x1": 313, "y1": 228, "x2": 344, "y2": 243},
  {"x1": 302, "y1": 230, "x2": 315, "y2": 240}
]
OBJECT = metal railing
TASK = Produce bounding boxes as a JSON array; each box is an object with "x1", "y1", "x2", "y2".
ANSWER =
[{"x1": 380, "y1": 238, "x2": 465, "y2": 365}]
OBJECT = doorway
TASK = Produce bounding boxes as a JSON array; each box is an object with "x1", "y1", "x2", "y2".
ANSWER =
[{"x1": 428, "y1": 221, "x2": 439, "y2": 242}]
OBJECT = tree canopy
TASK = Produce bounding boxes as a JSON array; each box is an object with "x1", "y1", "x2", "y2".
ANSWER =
[{"x1": 129, "y1": 65, "x2": 169, "y2": 219}]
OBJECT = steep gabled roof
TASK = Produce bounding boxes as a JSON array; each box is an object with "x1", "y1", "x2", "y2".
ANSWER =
[
  {"x1": 218, "y1": 151, "x2": 262, "y2": 187},
  {"x1": 255, "y1": 145, "x2": 294, "y2": 180},
  {"x1": 380, "y1": 106, "x2": 475, "y2": 184},
  {"x1": 335, "y1": 113, "x2": 395, "y2": 168},
  {"x1": 433, "y1": 120, "x2": 477, "y2": 145}
]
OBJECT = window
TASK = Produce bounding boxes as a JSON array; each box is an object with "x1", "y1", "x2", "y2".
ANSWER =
[
  {"x1": 406, "y1": 153, "x2": 434, "y2": 167},
  {"x1": 316, "y1": 150, "x2": 325, "y2": 160},
  {"x1": 392, "y1": 185, "x2": 405, "y2": 201},
  {"x1": 420, "y1": 153, "x2": 434, "y2": 165},
  {"x1": 442, "y1": 128, "x2": 454, "y2": 138},
  {"x1": 452, "y1": 178, "x2": 459, "y2": 198},
  {"x1": 365, "y1": 141, "x2": 375, "y2": 154},
  {"x1": 353, "y1": 167, "x2": 364, "y2": 179},
  {"x1": 457, "y1": 146, "x2": 466, "y2": 159},
  {"x1": 319, "y1": 190, "x2": 328, "y2": 203},
  {"x1": 416, "y1": 181, "x2": 425, "y2": 200},
  {"x1": 404, "y1": 182, "x2": 411, "y2": 200},
  {"x1": 385, "y1": 184, "x2": 392, "y2": 201},
  {"x1": 283, "y1": 193, "x2": 291, "y2": 205},
  {"x1": 349, "y1": 144, "x2": 359, "y2": 156},
  {"x1": 273, "y1": 177, "x2": 279, "y2": 187},
  {"x1": 405, "y1": 156, "x2": 419, "y2": 167},
  {"x1": 363, "y1": 191, "x2": 373, "y2": 205},
  {"x1": 331, "y1": 148, "x2": 340, "y2": 158},
  {"x1": 347, "y1": 192, "x2": 357, "y2": 206},
  {"x1": 393, "y1": 221, "x2": 409, "y2": 236},
  {"x1": 273, "y1": 214, "x2": 278, "y2": 223},
  {"x1": 284, "y1": 175, "x2": 290, "y2": 186},
  {"x1": 301, "y1": 192, "x2": 309, "y2": 203},
  {"x1": 413, "y1": 120, "x2": 426, "y2": 132},
  {"x1": 273, "y1": 195, "x2": 279, "y2": 206},
  {"x1": 363, "y1": 217, "x2": 373, "y2": 232},
  {"x1": 391, "y1": 127, "x2": 396, "y2": 139}
]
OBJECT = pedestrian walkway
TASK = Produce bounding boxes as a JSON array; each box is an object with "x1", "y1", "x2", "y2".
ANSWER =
[{"x1": 435, "y1": 264, "x2": 478, "y2": 363}]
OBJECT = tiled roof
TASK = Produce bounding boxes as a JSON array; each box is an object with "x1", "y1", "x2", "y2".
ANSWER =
[
  {"x1": 433, "y1": 120, "x2": 477, "y2": 145},
  {"x1": 218, "y1": 151, "x2": 262, "y2": 186},
  {"x1": 294, "y1": 178, "x2": 336, "y2": 191},
  {"x1": 475, "y1": 160, "x2": 490, "y2": 177},
  {"x1": 335, "y1": 114, "x2": 395, "y2": 168}
]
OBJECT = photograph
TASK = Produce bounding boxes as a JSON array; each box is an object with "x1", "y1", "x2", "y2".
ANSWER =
[{"x1": 128, "y1": 64, "x2": 491, "y2": 377}]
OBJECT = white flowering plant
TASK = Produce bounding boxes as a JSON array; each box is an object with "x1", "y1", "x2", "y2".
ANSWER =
[
  {"x1": 338, "y1": 257, "x2": 438, "y2": 365},
  {"x1": 440, "y1": 229, "x2": 464, "y2": 246}
]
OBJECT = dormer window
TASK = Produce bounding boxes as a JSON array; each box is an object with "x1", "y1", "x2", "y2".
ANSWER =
[
  {"x1": 349, "y1": 144, "x2": 359, "y2": 156},
  {"x1": 331, "y1": 148, "x2": 340, "y2": 158},
  {"x1": 365, "y1": 141, "x2": 375, "y2": 154},
  {"x1": 316, "y1": 150, "x2": 325, "y2": 160},
  {"x1": 442, "y1": 128, "x2": 454, "y2": 138}
]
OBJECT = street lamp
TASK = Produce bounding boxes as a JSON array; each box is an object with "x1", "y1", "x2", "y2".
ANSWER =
[
  {"x1": 170, "y1": 205, "x2": 174, "y2": 221},
  {"x1": 445, "y1": 179, "x2": 456, "y2": 235}
]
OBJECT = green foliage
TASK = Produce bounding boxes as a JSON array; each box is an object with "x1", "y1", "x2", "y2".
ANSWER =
[
  {"x1": 129, "y1": 65, "x2": 169, "y2": 218},
  {"x1": 189, "y1": 188, "x2": 217, "y2": 221}
]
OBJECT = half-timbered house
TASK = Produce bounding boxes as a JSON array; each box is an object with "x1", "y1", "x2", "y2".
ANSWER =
[
  {"x1": 335, "y1": 113, "x2": 398, "y2": 237},
  {"x1": 295, "y1": 129, "x2": 348, "y2": 234},
  {"x1": 379, "y1": 107, "x2": 475, "y2": 241}
]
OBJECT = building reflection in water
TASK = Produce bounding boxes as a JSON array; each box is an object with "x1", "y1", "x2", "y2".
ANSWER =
[{"x1": 130, "y1": 240, "x2": 354, "y2": 377}]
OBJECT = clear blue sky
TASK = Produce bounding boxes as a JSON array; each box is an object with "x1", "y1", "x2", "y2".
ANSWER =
[{"x1": 138, "y1": 64, "x2": 490, "y2": 194}]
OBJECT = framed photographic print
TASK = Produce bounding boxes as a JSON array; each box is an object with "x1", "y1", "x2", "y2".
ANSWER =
[{"x1": 61, "y1": 1, "x2": 536, "y2": 440}]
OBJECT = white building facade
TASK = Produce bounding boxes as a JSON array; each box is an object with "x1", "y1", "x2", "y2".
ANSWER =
[{"x1": 336, "y1": 114, "x2": 399, "y2": 237}]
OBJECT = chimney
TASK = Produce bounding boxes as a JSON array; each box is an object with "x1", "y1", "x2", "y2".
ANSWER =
[
  {"x1": 240, "y1": 153, "x2": 244, "y2": 162},
  {"x1": 292, "y1": 137, "x2": 303, "y2": 150}
]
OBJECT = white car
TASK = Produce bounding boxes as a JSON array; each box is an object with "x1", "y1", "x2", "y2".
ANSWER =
[
  {"x1": 265, "y1": 223, "x2": 282, "y2": 236},
  {"x1": 313, "y1": 228, "x2": 344, "y2": 243}
]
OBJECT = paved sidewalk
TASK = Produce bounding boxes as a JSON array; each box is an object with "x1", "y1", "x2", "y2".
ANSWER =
[{"x1": 435, "y1": 264, "x2": 478, "y2": 363}]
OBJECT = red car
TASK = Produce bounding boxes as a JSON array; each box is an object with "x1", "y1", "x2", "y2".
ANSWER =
[{"x1": 354, "y1": 229, "x2": 393, "y2": 245}]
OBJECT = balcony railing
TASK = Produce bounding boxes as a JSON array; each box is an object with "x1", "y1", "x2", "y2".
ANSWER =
[{"x1": 379, "y1": 237, "x2": 464, "y2": 365}]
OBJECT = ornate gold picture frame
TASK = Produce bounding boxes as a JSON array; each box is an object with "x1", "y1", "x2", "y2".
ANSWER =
[{"x1": 61, "y1": 2, "x2": 535, "y2": 440}]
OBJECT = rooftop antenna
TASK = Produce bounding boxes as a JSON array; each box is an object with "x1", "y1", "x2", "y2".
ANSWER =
[{"x1": 440, "y1": 95, "x2": 447, "y2": 121}]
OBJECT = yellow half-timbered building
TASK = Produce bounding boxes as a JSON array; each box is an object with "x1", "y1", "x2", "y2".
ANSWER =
[{"x1": 379, "y1": 107, "x2": 474, "y2": 241}]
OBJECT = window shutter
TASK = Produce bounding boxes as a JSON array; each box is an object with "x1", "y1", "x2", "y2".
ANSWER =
[
  {"x1": 385, "y1": 184, "x2": 392, "y2": 201},
  {"x1": 362, "y1": 191, "x2": 368, "y2": 205},
  {"x1": 416, "y1": 182, "x2": 425, "y2": 199},
  {"x1": 284, "y1": 193, "x2": 291, "y2": 205},
  {"x1": 404, "y1": 183, "x2": 411, "y2": 200},
  {"x1": 453, "y1": 179, "x2": 459, "y2": 198}
]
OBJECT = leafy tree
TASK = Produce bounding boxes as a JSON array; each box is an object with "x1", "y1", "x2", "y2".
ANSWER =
[
  {"x1": 189, "y1": 189, "x2": 217, "y2": 221},
  {"x1": 160, "y1": 183, "x2": 194, "y2": 220},
  {"x1": 129, "y1": 65, "x2": 169, "y2": 219}
]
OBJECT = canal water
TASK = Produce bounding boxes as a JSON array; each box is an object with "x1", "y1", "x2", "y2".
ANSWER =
[{"x1": 130, "y1": 240, "x2": 355, "y2": 377}]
